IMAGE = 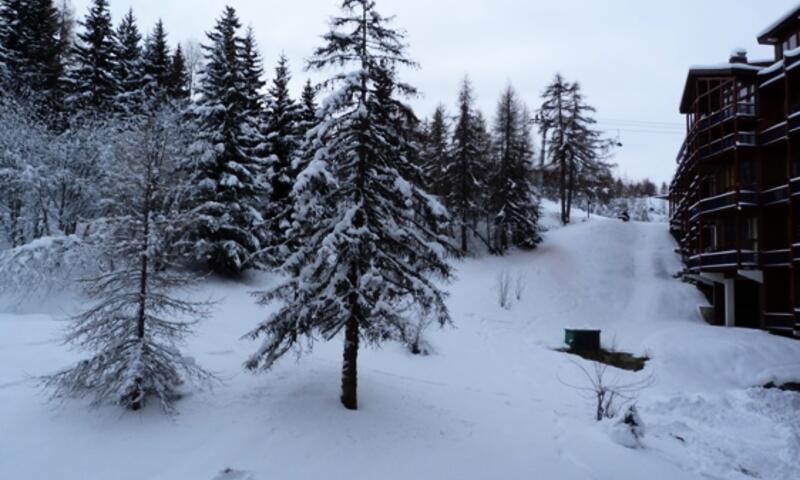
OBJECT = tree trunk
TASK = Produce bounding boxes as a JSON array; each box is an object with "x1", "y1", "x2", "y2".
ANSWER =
[
  {"x1": 559, "y1": 157, "x2": 568, "y2": 225},
  {"x1": 566, "y1": 166, "x2": 575, "y2": 222},
  {"x1": 340, "y1": 315, "x2": 360, "y2": 410}
]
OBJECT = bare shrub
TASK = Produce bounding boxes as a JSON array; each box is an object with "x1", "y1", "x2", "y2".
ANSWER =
[{"x1": 561, "y1": 360, "x2": 653, "y2": 421}]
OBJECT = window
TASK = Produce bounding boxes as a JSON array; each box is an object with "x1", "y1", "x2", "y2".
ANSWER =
[
  {"x1": 739, "y1": 158, "x2": 756, "y2": 188},
  {"x1": 743, "y1": 217, "x2": 758, "y2": 251}
]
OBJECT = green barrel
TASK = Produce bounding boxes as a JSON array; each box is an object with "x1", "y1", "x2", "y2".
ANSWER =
[{"x1": 565, "y1": 329, "x2": 601, "y2": 353}]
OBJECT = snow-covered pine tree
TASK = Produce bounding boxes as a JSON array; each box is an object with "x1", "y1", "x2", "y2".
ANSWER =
[
  {"x1": 490, "y1": 86, "x2": 541, "y2": 251},
  {"x1": 244, "y1": 0, "x2": 453, "y2": 411},
  {"x1": 263, "y1": 53, "x2": 302, "y2": 255},
  {"x1": 113, "y1": 8, "x2": 145, "y2": 113},
  {"x1": 44, "y1": 107, "x2": 214, "y2": 412},
  {"x1": 443, "y1": 77, "x2": 487, "y2": 253},
  {"x1": 188, "y1": 6, "x2": 268, "y2": 275},
  {"x1": 299, "y1": 78, "x2": 317, "y2": 130},
  {"x1": 64, "y1": 0, "x2": 115, "y2": 113},
  {"x1": 166, "y1": 43, "x2": 190, "y2": 100},
  {"x1": 0, "y1": 0, "x2": 15, "y2": 86},
  {"x1": 237, "y1": 26, "x2": 266, "y2": 171},
  {"x1": 142, "y1": 20, "x2": 171, "y2": 94},
  {"x1": 419, "y1": 104, "x2": 450, "y2": 196},
  {"x1": 0, "y1": 0, "x2": 64, "y2": 104}
]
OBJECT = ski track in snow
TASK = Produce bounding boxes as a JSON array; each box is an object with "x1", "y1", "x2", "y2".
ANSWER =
[{"x1": 2, "y1": 206, "x2": 800, "y2": 480}]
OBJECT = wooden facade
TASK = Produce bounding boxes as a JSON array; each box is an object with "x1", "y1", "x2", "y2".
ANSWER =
[{"x1": 670, "y1": 6, "x2": 800, "y2": 336}]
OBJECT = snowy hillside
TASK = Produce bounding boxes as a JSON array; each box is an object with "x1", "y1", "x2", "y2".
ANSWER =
[{"x1": 2, "y1": 209, "x2": 800, "y2": 480}]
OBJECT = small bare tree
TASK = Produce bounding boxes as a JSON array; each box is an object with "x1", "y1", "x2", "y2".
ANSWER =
[
  {"x1": 496, "y1": 269, "x2": 512, "y2": 309},
  {"x1": 561, "y1": 360, "x2": 653, "y2": 421}
]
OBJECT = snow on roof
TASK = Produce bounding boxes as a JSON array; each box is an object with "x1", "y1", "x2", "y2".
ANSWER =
[
  {"x1": 786, "y1": 46, "x2": 800, "y2": 58},
  {"x1": 758, "y1": 3, "x2": 800, "y2": 40},
  {"x1": 688, "y1": 63, "x2": 763, "y2": 72},
  {"x1": 758, "y1": 59, "x2": 785, "y2": 76}
]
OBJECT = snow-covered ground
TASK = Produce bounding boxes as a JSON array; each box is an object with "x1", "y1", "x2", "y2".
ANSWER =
[{"x1": 2, "y1": 203, "x2": 800, "y2": 480}]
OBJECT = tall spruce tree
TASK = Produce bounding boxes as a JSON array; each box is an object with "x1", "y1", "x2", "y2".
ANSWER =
[
  {"x1": 113, "y1": 8, "x2": 145, "y2": 112},
  {"x1": 237, "y1": 26, "x2": 266, "y2": 166},
  {"x1": 65, "y1": 0, "x2": 116, "y2": 112},
  {"x1": 490, "y1": 86, "x2": 541, "y2": 251},
  {"x1": 188, "y1": 6, "x2": 268, "y2": 275},
  {"x1": 244, "y1": 0, "x2": 453, "y2": 411},
  {"x1": 0, "y1": 0, "x2": 64, "y2": 103},
  {"x1": 166, "y1": 43, "x2": 190, "y2": 100},
  {"x1": 263, "y1": 53, "x2": 301, "y2": 254},
  {"x1": 299, "y1": 79, "x2": 316, "y2": 124},
  {"x1": 443, "y1": 77, "x2": 486, "y2": 253},
  {"x1": 142, "y1": 20, "x2": 170, "y2": 94},
  {"x1": 420, "y1": 104, "x2": 449, "y2": 196}
]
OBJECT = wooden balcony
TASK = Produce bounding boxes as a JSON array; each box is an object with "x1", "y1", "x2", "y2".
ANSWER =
[
  {"x1": 790, "y1": 111, "x2": 800, "y2": 132},
  {"x1": 760, "y1": 121, "x2": 788, "y2": 145},
  {"x1": 791, "y1": 177, "x2": 800, "y2": 196},
  {"x1": 695, "y1": 103, "x2": 758, "y2": 132},
  {"x1": 689, "y1": 190, "x2": 758, "y2": 220},
  {"x1": 765, "y1": 312, "x2": 794, "y2": 331},
  {"x1": 691, "y1": 249, "x2": 758, "y2": 270},
  {"x1": 700, "y1": 132, "x2": 757, "y2": 160},
  {"x1": 761, "y1": 249, "x2": 791, "y2": 266},
  {"x1": 762, "y1": 184, "x2": 790, "y2": 205}
]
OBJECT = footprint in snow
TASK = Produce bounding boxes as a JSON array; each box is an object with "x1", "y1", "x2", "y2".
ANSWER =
[
  {"x1": 207, "y1": 350, "x2": 235, "y2": 356},
  {"x1": 213, "y1": 468, "x2": 255, "y2": 480}
]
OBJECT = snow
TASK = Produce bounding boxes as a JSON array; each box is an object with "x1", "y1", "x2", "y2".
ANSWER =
[
  {"x1": 688, "y1": 63, "x2": 763, "y2": 72},
  {"x1": 2, "y1": 203, "x2": 800, "y2": 480},
  {"x1": 757, "y1": 4, "x2": 800, "y2": 39}
]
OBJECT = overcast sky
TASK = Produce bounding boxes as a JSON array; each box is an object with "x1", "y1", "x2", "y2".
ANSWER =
[{"x1": 73, "y1": 0, "x2": 794, "y2": 184}]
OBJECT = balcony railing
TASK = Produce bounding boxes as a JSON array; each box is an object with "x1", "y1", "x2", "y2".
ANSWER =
[
  {"x1": 689, "y1": 190, "x2": 758, "y2": 220},
  {"x1": 761, "y1": 249, "x2": 791, "y2": 266},
  {"x1": 695, "y1": 191, "x2": 736, "y2": 214},
  {"x1": 760, "y1": 122, "x2": 787, "y2": 145},
  {"x1": 765, "y1": 312, "x2": 794, "y2": 330},
  {"x1": 791, "y1": 177, "x2": 800, "y2": 196},
  {"x1": 693, "y1": 250, "x2": 758, "y2": 270},
  {"x1": 762, "y1": 184, "x2": 790, "y2": 205},
  {"x1": 790, "y1": 110, "x2": 800, "y2": 132},
  {"x1": 693, "y1": 103, "x2": 758, "y2": 133},
  {"x1": 699, "y1": 132, "x2": 757, "y2": 160},
  {"x1": 793, "y1": 243, "x2": 800, "y2": 261}
]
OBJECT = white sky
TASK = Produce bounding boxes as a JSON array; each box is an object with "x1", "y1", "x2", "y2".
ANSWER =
[{"x1": 72, "y1": 0, "x2": 795, "y2": 184}]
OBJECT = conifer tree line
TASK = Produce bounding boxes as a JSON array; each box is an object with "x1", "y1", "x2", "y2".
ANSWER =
[{"x1": 0, "y1": 0, "x2": 619, "y2": 412}]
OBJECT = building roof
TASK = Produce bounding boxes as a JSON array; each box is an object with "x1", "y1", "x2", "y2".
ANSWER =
[
  {"x1": 679, "y1": 64, "x2": 763, "y2": 114},
  {"x1": 758, "y1": 4, "x2": 800, "y2": 44}
]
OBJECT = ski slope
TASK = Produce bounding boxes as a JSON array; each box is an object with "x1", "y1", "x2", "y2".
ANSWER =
[{"x1": 2, "y1": 206, "x2": 800, "y2": 480}]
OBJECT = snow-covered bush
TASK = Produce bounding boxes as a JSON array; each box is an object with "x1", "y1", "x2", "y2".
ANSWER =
[
  {"x1": 608, "y1": 405, "x2": 646, "y2": 449},
  {"x1": 402, "y1": 316, "x2": 435, "y2": 356},
  {"x1": 0, "y1": 234, "x2": 102, "y2": 299}
]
